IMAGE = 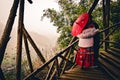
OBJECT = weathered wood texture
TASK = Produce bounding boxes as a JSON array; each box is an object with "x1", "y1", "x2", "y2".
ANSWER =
[
  {"x1": 102, "y1": 0, "x2": 110, "y2": 51},
  {"x1": 59, "y1": 66, "x2": 112, "y2": 80},
  {"x1": 16, "y1": 0, "x2": 24, "y2": 80},
  {"x1": 0, "y1": 0, "x2": 19, "y2": 66},
  {"x1": 99, "y1": 48, "x2": 120, "y2": 80},
  {"x1": 23, "y1": 26, "x2": 46, "y2": 64},
  {"x1": 24, "y1": 34, "x2": 34, "y2": 72}
]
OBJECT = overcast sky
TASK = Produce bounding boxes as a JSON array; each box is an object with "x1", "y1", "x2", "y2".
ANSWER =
[{"x1": 0, "y1": 0, "x2": 59, "y2": 36}]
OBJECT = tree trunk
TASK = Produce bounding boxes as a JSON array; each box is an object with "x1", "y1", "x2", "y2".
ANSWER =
[
  {"x1": 0, "y1": 0, "x2": 19, "y2": 66},
  {"x1": 0, "y1": 0, "x2": 19, "y2": 79},
  {"x1": 16, "y1": 0, "x2": 24, "y2": 80},
  {"x1": 103, "y1": 0, "x2": 110, "y2": 51},
  {"x1": 23, "y1": 33, "x2": 34, "y2": 72},
  {"x1": 23, "y1": 26, "x2": 46, "y2": 64}
]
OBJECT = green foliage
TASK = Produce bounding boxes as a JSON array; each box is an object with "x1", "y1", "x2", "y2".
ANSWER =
[
  {"x1": 4, "y1": 68, "x2": 16, "y2": 80},
  {"x1": 110, "y1": 1, "x2": 120, "y2": 23},
  {"x1": 42, "y1": 0, "x2": 100, "y2": 49},
  {"x1": 42, "y1": 0, "x2": 120, "y2": 49},
  {"x1": 112, "y1": 29, "x2": 120, "y2": 48},
  {"x1": 110, "y1": 1, "x2": 120, "y2": 48}
]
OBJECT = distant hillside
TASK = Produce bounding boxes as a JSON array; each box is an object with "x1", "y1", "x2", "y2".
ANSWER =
[
  {"x1": 0, "y1": 21, "x2": 4, "y2": 37},
  {"x1": 0, "y1": 22, "x2": 58, "y2": 53},
  {"x1": 0, "y1": 21, "x2": 59, "y2": 70}
]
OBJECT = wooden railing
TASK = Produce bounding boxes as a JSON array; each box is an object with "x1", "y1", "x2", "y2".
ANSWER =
[
  {"x1": 24, "y1": 22, "x2": 120, "y2": 80},
  {"x1": 24, "y1": 38, "x2": 78, "y2": 80},
  {"x1": 1, "y1": 0, "x2": 120, "y2": 80},
  {"x1": 99, "y1": 22, "x2": 120, "y2": 48},
  {"x1": 99, "y1": 23, "x2": 120, "y2": 80}
]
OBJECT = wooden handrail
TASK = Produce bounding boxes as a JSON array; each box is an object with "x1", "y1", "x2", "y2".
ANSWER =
[
  {"x1": 88, "y1": 0, "x2": 99, "y2": 14},
  {"x1": 23, "y1": 26, "x2": 46, "y2": 64},
  {"x1": 27, "y1": 0, "x2": 33, "y2": 4},
  {"x1": 23, "y1": 33, "x2": 34, "y2": 72},
  {"x1": 24, "y1": 39, "x2": 79, "y2": 79},
  {"x1": 24, "y1": 22, "x2": 120, "y2": 79},
  {"x1": 24, "y1": 21, "x2": 120, "y2": 80},
  {"x1": 16, "y1": 0, "x2": 25, "y2": 79},
  {"x1": 45, "y1": 60, "x2": 56, "y2": 80},
  {"x1": 59, "y1": 55, "x2": 74, "y2": 65},
  {"x1": 99, "y1": 25, "x2": 119, "y2": 47},
  {"x1": 99, "y1": 22, "x2": 120, "y2": 33},
  {"x1": 100, "y1": 40, "x2": 120, "y2": 44},
  {"x1": 23, "y1": 0, "x2": 120, "y2": 79}
]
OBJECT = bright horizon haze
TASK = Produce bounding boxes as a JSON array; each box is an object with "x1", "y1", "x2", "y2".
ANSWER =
[{"x1": 0, "y1": 0, "x2": 59, "y2": 37}]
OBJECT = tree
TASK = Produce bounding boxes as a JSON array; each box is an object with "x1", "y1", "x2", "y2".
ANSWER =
[
  {"x1": 42, "y1": 0, "x2": 103, "y2": 49},
  {"x1": 110, "y1": 1, "x2": 120, "y2": 48}
]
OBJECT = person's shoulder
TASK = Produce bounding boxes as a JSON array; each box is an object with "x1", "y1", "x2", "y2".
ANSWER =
[{"x1": 83, "y1": 27, "x2": 95, "y2": 32}]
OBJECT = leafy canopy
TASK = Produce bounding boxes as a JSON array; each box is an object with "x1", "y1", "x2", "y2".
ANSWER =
[
  {"x1": 110, "y1": 1, "x2": 120, "y2": 48},
  {"x1": 42, "y1": 0, "x2": 102, "y2": 49}
]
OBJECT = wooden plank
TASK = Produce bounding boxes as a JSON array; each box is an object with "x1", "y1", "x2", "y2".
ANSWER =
[
  {"x1": 68, "y1": 66, "x2": 102, "y2": 72},
  {"x1": 100, "y1": 51, "x2": 120, "y2": 68},
  {"x1": 0, "y1": 0, "x2": 19, "y2": 66},
  {"x1": 60, "y1": 76, "x2": 107, "y2": 80},
  {"x1": 65, "y1": 70, "x2": 105, "y2": 75},
  {"x1": 60, "y1": 72, "x2": 108, "y2": 80},
  {"x1": 61, "y1": 73, "x2": 107, "y2": 78},
  {"x1": 88, "y1": 0, "x2": 99, "y2": 14},
  {"x1": 60, "y1": 66, "x2": 111, "y2": 80},
  {"x1": 23, "y1": 26, "x2": 46, "y2": 64},
  {"x1": 23, "y1": 33, "x2": 34, "y2": 72},
  {"x1": 99, "y1": 57, "x2": 120, "y2": 79},
  {"x1": 24, "y1": 39, "x2": 79, "y2": 80},
  {"x1": 16, "y1": 0, "x2": 24, "y2": 79}
]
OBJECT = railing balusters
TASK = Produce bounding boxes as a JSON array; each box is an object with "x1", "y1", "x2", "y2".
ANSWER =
[
  {"x1": 60, "y1": 48, "x2": 72, "y2": 75},
  {"x1": 55, "y1": 58, "x2": 60, "y2": 77},
  {"x1": 49, "y1": 69, "x2": 56, "y2": 80},
  {"x1": 24, "y1": 39, "x2": 78, "y2": 79},
  {"x1": 23, "y1": 33, "x2": 33, "y2": 72},
  {"x1": 99, "y1": 25, "x2": 119, "y2": 47},
  {"x1": 45, "y1": 60, "x2": 55, "y2": 80},
  {"x1": 16, "y1": 0, "x2": 25, "y2": 79},
  {"x1": 0, "y1": 68, "x2": 5, "y2": 80},
  {"x1": 23, "y1": 26, "x2": 46, "y2": 64}
]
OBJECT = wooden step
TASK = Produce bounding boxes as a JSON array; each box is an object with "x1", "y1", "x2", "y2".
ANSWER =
[
  {"x1": 110, "y1": 47, "x2": 120, "y2": 53},
  {"x1": 107, "y1": 48, "x2": 120, "y2": 58},
  {"x1": 99, "y1": 57, "x2": 120, "y2": 80},
  {"x1": 99, "y1": 49, "x2": 120, "y2": 80},
  {"x1": 100, "y1": 51, "x2": 120, "y2": 69},
  {"x1": 59, "y1": 66, "x2": 112, "y2": 80}
]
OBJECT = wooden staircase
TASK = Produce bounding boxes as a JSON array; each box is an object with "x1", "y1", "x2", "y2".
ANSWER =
[
  {"x1": 23, "y1": 47, "x2": 120, "y2": 80},
  {"x1": 58, "y1": 47, "x2": 120, "y2": 80},
  {"x1": 59, "y1": 66, "x2": 112, "y2": 80},
  {"x1": 99, "y1": 47, "x2": 120, "y2": 80}
]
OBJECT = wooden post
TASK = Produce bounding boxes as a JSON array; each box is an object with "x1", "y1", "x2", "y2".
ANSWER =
[
  {"x1": 55, "y1": 58, "x2": 60, "y2": 77},
  {"x1": 23, "y1": 26, "x2": 46, "y2": 64},
  {"x1": 23, "y1": 33, "x2": 34, "y2": 72},
  {"x1": 0, "y1": 68, "x2": 5, "y2": 80},
  {"x1": 27, "y1": 0, "x2": 33, "y2": 4},
  {"x1": 16, "y1": 0, "x2": 24, "y2": 79},
  {"x1": 24, "y1": 39, "x2": 78, "y2": 79},
  {"x1": 45, "y1": 60, "x2": 55, "y2": 80},
  {"x1": 0, "y1": 0, "x2": 20, "y2": 79},
  {"x1": 103, "y1": 0, "x2": 110, "y2": 51},
  {"x1": 60, "y1": 48, "x2": 72, "y2": 75},
  {"x1": 88, "y1": 0, "x2": 99, "y2": 14},
  {"x1": 59, "y1": 37, "x2": 76, "y2": 66},
  {"x1": 59, "y1": 37, "x2": 76, "y2": 74},
  {"x1": 0, "y1": 0, "x2": 19, "y2": 66}
]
